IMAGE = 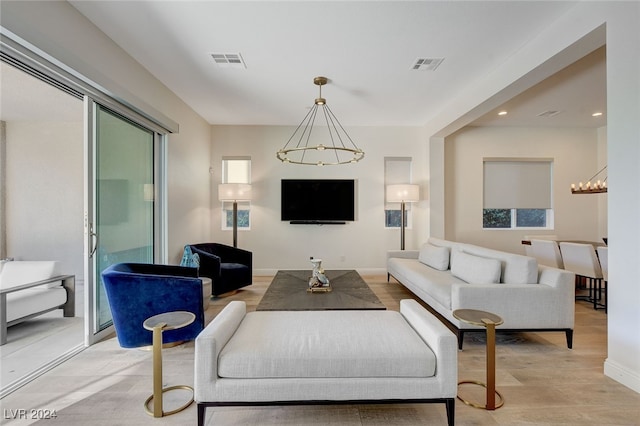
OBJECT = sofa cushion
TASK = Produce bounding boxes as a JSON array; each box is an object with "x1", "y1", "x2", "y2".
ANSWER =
[
  {"x1": 180, "y1": 245, "x2": 200, "y2": 268},
  {"x1": 0, "y1": 261, "x2": 61, "y2": 290},
  {"x1": 388, "y1": 257, "x2": 464, "y2": 309},
  {"x1": 218, "y1": 310, "x2": 436, "y2": 379},
  {"x1": 450, "y1": 250, "x2": 501, "y2": 284},
  {"x1": 430, "y1": 237, "x2": 538, "y2": 284},
  {"x1": 6, "y1": 287, "x2": 67, "y2": 322},
  {"x1": 418, "y1": 243, "x2": 450, "y2": 271}
]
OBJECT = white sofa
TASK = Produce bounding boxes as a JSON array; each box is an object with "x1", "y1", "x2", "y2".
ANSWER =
[
  {"x1": 195, "y1": 299, "x2": 457, "y2": 426},
  {"x1": 0, "y1": 260, "x2": 75, "y2": 345},
  {"x1": 387, "y1": 237, "x2": 575, "y2": 349}
]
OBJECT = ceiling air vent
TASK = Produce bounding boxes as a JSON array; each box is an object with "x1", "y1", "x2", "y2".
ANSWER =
[
  {"x1": 412, "y1": 57, "x2": 444, "y2": 71},
  {"x1": 537, "y1": 110, "x2": 562, "y2": 118},
  {"x1": 210, "y1": 53, "x2": 246, "y2": 69}
]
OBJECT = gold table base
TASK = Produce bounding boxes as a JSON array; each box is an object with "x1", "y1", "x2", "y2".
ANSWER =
[
  {"x1": 453, "y1": 309, "x2": 504, "y2": 411},
  {"x1": 143, "y1": 311, "x2": 196, "y2": 417},
  {"x1": 457, "y1": 380, "x2": 504, "y2": 410},
  {"x1": 144, "y1": 385, "x2": 194, "y2": 417}
]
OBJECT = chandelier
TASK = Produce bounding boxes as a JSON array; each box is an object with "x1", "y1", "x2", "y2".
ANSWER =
[
  {"x1": 277, "y1": 76, "x2": 364, "y2": 166},
  {"x1": 571, "y1": 165, "x2": 607, "y2": 194}
]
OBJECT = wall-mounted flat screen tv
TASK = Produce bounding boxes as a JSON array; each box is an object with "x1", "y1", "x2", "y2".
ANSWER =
[{"x1": 281, "y1": 179, "x2": 355, "y2": 223}]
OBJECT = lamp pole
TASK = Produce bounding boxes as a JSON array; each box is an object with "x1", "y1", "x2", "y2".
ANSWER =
[
  {"x1": 218, "y1": 183, "x2": 251, "y2": 249},
  {"x1": 386, "y1": 184, "x2": 419, "y2": 251},
  {"x1": 232, "y1": 200, "x2": 238, "y2": 248},
  {"x1": 400, "y1": 200, "x2": 407, "y2": 250}
]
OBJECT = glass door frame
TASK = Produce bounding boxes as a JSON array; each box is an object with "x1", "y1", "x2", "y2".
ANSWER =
[
  {"x1": 1, "y1": 26, "x2": 173, "y2": 378},
  {"x1": 83, "y1": 97, "x2": 168, "y2": 346}
]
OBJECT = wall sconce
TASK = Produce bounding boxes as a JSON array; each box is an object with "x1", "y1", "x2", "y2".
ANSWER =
[
  {"x1": 218, "y1": 183, "x2": 252, "y2": 247},
  {"x1": 386, "y1": 184, "x2": 420, "y2": 250}
]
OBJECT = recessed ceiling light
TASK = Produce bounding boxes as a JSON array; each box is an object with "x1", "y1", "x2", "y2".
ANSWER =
[
  {"x1": 592, "y1": 112, "x2": 603, "y2": 117},
  {"x1": 498, "y1": 111, "x2": 508, "y2": 116}
]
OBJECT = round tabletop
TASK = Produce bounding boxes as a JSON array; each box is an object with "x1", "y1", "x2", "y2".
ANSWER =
[
  {"x1": 453, "y1": 309, "x2": 503, "y2": 327},
  {"x1": 143, "y1": 311, "x2": 195, "y2": 332}
]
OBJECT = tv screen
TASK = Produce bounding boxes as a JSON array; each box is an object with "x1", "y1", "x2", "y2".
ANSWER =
[{"x1": 281, "y1": 179, "x2": 355, "y2": 223}]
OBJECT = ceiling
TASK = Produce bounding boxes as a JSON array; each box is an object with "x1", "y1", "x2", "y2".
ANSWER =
[{"x1": 2, "y1": 1, "x2": 606, "y2": 129}]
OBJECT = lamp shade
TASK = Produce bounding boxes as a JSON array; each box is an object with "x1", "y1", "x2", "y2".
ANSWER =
[
  {"x1": 218, "y1": 183, "x2": 252, "y2": 201},
  {"x1": 386, "y1": 184, "x2": 419, "y2": 203}
]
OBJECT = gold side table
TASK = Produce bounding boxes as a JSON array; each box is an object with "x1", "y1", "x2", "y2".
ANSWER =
[
  {"x1": 453, "y1": 308, "x2": 505, "y2": 410},
  {"x1": 143, "y1": 311, "x2": 196, "y2": 417}
]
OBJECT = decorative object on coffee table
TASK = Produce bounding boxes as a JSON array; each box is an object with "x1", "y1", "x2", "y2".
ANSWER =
[
  {"x1": 257, "y1": 270, "x2": 385, "y2": 311},
  {"x1": 308, "y1": 258, "x2": 331, "y2": 292}
]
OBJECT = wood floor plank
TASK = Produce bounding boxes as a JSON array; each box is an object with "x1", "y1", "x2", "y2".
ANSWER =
[{"x1": 2, "y1": 273, "x2": 639, "y2": 425}]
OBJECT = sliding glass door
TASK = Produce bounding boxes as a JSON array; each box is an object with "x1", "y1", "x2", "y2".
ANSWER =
[{"x1": 85, "y1": 101, "x2": 157, "y2": 343}]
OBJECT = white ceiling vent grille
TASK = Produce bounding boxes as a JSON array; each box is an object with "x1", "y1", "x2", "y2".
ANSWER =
[
  {"x1": 412, "y1": 57, "x2": 444, "y2": 71},
  {"x1": 537, "y1": 110, "x2": 562, "y2": 118},
  {"x1": 210, "y1": 53, "x2": 246, "y2": 69}
]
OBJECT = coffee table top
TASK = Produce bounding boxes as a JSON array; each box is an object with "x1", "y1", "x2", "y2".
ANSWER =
[{"x1": 256, "y1": 270, "x2": 385, "y2": 311}]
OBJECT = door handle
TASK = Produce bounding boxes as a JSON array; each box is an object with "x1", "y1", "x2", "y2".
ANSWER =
[{"x1": 89, "y1": 223, "x2": 98, "y2": 259}]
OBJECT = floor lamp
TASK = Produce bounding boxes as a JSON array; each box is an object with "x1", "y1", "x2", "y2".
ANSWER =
[
  {"x1": 218, "y1": 183, "x2": 252, "y2": 248},
  {"x1": 386, "y1": 184, "x2": 420, "y2": 250}
]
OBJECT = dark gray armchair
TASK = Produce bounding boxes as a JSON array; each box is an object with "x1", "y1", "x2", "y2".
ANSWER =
[{"x1": 187, "y1": 243, "x2": 252, "y2": 296}]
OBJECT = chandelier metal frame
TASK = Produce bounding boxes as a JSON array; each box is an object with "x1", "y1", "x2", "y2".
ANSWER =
[{"x1": 277, "y1": 76, "x2": 365, "y2": 166}]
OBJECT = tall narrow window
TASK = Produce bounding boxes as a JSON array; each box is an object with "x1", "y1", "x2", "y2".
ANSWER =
[
  {"x1": 221, "y1": 157, "x2": 251, "y2": 229},
  {"x1": 483, "y1": 159, "x2": 553, "y2": 229},
  {"x1": 384, "y1": 157, "x2": 413, "y2": 228}
]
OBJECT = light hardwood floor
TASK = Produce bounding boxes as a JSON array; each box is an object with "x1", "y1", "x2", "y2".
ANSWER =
[{"x1": 1, "y1": 274, "x2": 639, "y2": 425}]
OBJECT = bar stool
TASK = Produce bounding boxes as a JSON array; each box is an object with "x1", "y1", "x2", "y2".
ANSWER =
[
  {"x1": 530, "y1": 239, "x2": 564, "y2": 269},
  {"x1": 596, "y1": 246, "x2": 608, "y2": 313},
  {"x1": 558, "y1": 242, "x2": 604, "y2": 310}
]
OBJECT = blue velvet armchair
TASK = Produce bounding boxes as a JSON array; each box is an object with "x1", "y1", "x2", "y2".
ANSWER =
[
  {"x1": 187, "y1": 243, "x2": 252, "y2": 296},
  {"x1": 101, "y1": 263, "x2": 205, "y2": 348}
]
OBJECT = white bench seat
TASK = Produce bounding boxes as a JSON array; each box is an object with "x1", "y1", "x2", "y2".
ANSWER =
[
  {"x1": 195, "y1": 299, "x2": 457, "y2": 426},
  {"x1": 218, "y1": 310, "x2": 436, "y2": 379}
]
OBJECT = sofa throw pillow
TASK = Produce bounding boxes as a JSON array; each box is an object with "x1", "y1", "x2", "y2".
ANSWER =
[
  {"x1": 418, "y1": 243, "x2": 450, "y2": 271},
  {"x1": 450, "y1": 250, "x2": 501, "y2": 284},
  {"x1": 180, "y1": 246, "x2": 200, "y2": 269}
]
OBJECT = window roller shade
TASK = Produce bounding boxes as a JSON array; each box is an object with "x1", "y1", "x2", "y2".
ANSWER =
[{"x1": 484, "y1": 160, "x2": 552, "y2": 209}]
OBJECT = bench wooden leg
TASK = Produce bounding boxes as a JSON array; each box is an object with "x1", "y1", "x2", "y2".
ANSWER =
[
  {"x1": 197, "y1": 403, "x2": 206, "y2": 426},
  {"x1": 565, "y1": 329, "x2": 573, "y2": 349},
  {"x1": 445, "y1": 397, "x2": 455, "y2": 426}
]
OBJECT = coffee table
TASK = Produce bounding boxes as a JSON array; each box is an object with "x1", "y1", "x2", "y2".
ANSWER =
[{"x1": 256, "y1": 270, "x2": 385, "y2": 311}]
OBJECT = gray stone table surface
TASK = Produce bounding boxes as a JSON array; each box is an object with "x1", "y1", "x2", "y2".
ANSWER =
[{"x1": 256, "y1": 270, "x2": 386, "y2": 311}]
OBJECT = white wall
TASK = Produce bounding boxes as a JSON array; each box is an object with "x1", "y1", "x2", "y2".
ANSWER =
[
  {"x1": 444, "y1": 126, "x2": 605, "y2": 254},
  {"x1": 603, "y1": 2, "x2": 640, "y2": 394},
  {"x1": 211, "y1": 125, "x2": 428, "y2": 274},
  {"x1": 425, "y1": 2, "x2": 640, "y2": 393},
  {"x1": 596, "y1": 126, "x2": 608, "y2": 239},
  {"x1": 6, "y1": 121, "x2": 84, "y2": 279}
]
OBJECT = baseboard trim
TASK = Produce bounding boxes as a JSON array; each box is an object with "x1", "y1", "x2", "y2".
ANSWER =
[
  {"x1": 604, "y1": 358, "x2": 640, "y2": 394},
  {"x1": 253, "y1": 269, "x2": 278, "y2": 276}
]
